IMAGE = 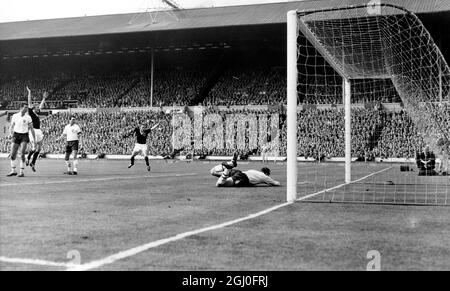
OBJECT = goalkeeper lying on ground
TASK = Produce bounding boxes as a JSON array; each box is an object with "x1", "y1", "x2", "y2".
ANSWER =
[{"x1": 210, "y1": 153, "x2": 280, "y2": 187}]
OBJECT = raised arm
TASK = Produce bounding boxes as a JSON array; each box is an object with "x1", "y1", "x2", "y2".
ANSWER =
[
  {"x1": 39, "y1": 91, "x2": 48, "y2": 110},
  {"x1": 151, "y1": 122, "x2": 161, "y2": 131},
  {"x1": 27, "y1": 86, "x2": 32, "y2": 107}
]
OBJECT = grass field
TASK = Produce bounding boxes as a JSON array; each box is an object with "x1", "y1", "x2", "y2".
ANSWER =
[{"x1": 0, "y1": 158, "x2": 449, "y2": 271}]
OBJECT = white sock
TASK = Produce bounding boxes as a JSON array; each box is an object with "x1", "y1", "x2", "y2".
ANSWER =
[
  {"x1": 10, "y1": 160, "x2": 17, "y2": 172},
  {"x1": 20, "y1": 161, "x2": 25, "y2": 172},
  {"x1": 73, "y1": 160, "x2": 79, "y2": 172},
  {"x1": 66, "y1": 161, "x2": 71, "y2": 171}
]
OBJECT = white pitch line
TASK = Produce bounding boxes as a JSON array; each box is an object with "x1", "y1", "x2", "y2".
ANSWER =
[
  {"x1": 0, "y1": 173, "x2": 198, "y2": 187},
  {"x1": 67, "y1": 166, "x2": 393, "y2": 271},
  {"x1": 0, "y1": 256, "x2": 76, "y2": 268}
]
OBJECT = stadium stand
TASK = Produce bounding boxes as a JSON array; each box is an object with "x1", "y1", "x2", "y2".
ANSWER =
[
  {"x1": 0, "y1": 1, "x2": 448, "y2": 160},
  {"x1": 204, "y1": 66, "x2": 286, "y2": 106},
  {"x1": 1, "y1": 105, "x2": 443, "y2": 159},
  {"x1": 40, "y1": 111, "x2": 172, "y2": 156},
  {"x1": 0, "y1": 68, "x2": 406, "y2": 108}
]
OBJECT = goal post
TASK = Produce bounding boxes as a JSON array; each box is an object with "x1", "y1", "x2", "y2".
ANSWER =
[
  {"x1": 287, "y1": 9, "x2": 354, "y2": 202},
  {"x1": 286, "y1": 4, "x2": 450, "y2": 205},
  {"x1": 344, "y1": 78, "x2": 351, "y2": 184},
  {"x1": 286, "y1": 10, "x2": 298, "y2": 202}
]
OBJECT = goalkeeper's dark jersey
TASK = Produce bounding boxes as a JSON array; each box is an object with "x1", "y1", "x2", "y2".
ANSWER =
[{"x1": 134, "y1": 127, "x2": 151, "y2": 145}]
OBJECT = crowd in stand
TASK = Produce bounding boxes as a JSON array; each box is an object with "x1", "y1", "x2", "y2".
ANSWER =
[
  {"x1": 299, "y1": 78, "x2": 402, "y2": 104},
  {"x1": 278, "y1": 108, "x2": 386, "y2": 159},
  {"x1": 39, "y1": 110, "x2": 172, "y2": 156},
  {"x1": 0, "y1": 78, "x2": 64, "y2": 109},
  {"x1": 204, "y1": 67, "x2": 286, "y2": 106},
  {"x1": 2, "y1": 57, "x2": 449, "y2": 160},
  {"x1": 3, "y1": 62, "x2": 448, "y2": 109},
  {"x1": 122, "y1": 68, "x2": 207, "y2": 107},
  {"x1": 0, "y1": 137, "x2": 10, "y2": 153},
  {"x1": 2, "y1": 105, "x2": 448, "y2": 161},
  {"x1": 1, "y1": 67, "x2": 208, "y2": 109},
  {"x1": 374, "y1": 110, "x2": 422, "y2": 159},
  {"x1": 50, "y1": 73, "x2": 138, "y2": 108}
]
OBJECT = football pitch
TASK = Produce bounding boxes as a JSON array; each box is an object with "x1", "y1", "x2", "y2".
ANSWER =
[{"x1": 0, "y1": 159, "x2": 449, "y2": 271}]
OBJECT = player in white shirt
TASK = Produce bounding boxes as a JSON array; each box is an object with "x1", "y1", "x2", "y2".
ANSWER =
[
  {"x1": 56, "y1": 116, "x2": 82, "y2": 175},
  {"x1": 212, "y1": 153, "x2": 280, "y2": 187},
  {"x1": 7, "y1": 103, "x2": 36, "y2": 177}
]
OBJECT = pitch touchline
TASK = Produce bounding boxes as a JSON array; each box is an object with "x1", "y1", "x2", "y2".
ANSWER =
[
  {"x1": 67, "y1": 166, "x2": 393, "y2": 271},
  {"x1": 0, "y1": 257, "x2": 76, "y2": 269},
  {"x1": 0, "y1": 173, "x2": 198, "y2": 187}
]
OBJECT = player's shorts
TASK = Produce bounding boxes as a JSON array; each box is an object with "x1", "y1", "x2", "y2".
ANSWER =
[
  {"x1": 230, "y1": 170, "x2": 251, "y2": 187},
  {"x1": 29, "y1": 129, "x2": 44, "y2": 143},
  {"x1": 13, "y1": 132, "x2": 30, "y2": 145},
  {"x1": 66, "y1": 140, "x2": 79, "y2": 153},
  {"x1": 133, "y1": 143, "x2": 148, "y2": 155}
]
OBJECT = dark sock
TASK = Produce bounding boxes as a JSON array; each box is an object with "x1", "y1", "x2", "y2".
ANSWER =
[
  {"x1": 27, "y1": 150, "x2": 35, "y2": 161},
  {"x1": 32, "y1": 151, "x2": 40, "y2": 165},
  {"x1": 130, "y1": 156, "x2": 135, "y2": 165},
  {"x1": 145, "y1": 157, "x2": 150, "y2": 167}
]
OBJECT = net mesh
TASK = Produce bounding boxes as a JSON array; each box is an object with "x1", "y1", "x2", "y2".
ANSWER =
[
  {"x1": 298, "y1": 4, "x2": 449, "y2": 152},
  {"x1": 295, "y1": 4, "x2": 450, "y2": 205}
]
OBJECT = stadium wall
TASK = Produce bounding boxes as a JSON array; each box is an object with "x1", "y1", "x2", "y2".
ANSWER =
[
  {"x1": 41, "y1": 102, "x2": 449, "y2": 115},
  {"x1": 0, "y1": 153, "x2": 420, "y2": 164},
  {"x1": 45, "y1": 103, "x2": 413, "y2": 114}
]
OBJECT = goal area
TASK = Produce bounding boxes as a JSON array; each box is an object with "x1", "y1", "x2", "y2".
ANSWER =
[{"x1": 286, "y1": 4, "x2": 450, "y2": 205}]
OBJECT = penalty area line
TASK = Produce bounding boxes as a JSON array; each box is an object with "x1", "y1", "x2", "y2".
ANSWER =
[{"x1": 67, "y1": 166, "x2": 393, "y2": 271}]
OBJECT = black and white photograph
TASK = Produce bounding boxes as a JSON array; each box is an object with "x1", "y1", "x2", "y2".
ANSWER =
[{"x1": 0, "y1": 0, "x2": 449, "y2": 275}]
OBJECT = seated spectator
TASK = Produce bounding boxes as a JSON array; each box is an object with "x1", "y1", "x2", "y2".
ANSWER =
[
  {"x1": 436, "y1": 138, "x2": 449, "y2": 175},
  {"x1": 416, "y1": 145, "x2": 437, "y2": 176}
]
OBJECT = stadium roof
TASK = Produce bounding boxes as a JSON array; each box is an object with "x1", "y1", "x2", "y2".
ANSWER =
[{"x1": 0, "y1": 0, "x2": 449, "y2": 41}]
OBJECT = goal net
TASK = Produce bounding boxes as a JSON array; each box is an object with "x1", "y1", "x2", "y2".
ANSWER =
[{"x1": 287, "y1": 4, "x2": 450, "y2": 205}]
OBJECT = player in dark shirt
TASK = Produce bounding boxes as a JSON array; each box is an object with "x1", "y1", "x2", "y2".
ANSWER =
[
  {"x1": 123, "y1": 123, "x2": 160, "y2": 172},
  {"x1": 26, "y1": 87, "x2": 47, "y2": 172}
]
